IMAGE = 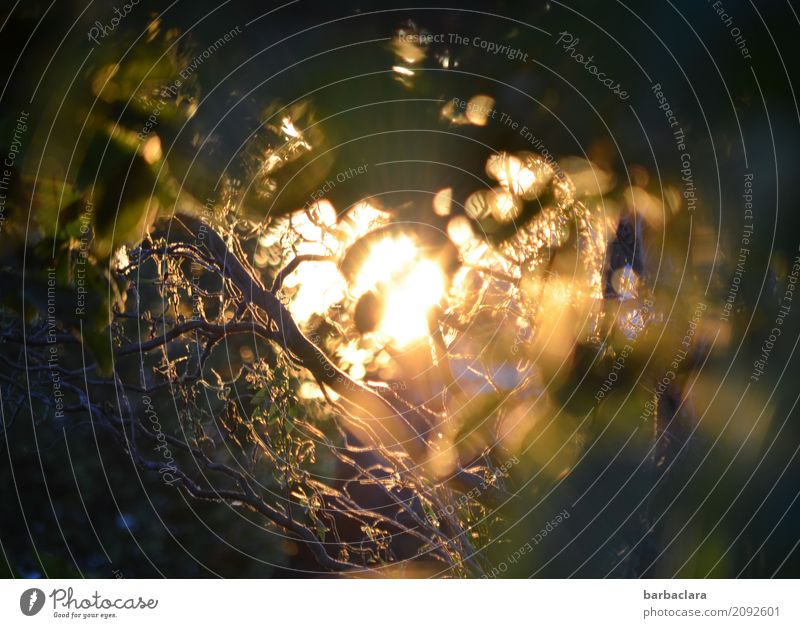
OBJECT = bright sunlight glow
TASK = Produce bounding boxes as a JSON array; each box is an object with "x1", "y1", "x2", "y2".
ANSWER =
[
  {"x1": 279, "y1": 202, "x2": 447, "y2": 344},
  {"x1": 379, "y1": 259, "x2": 446, "y2": 346},
  {"x1": 352, "y1": 235, "x2": 418, "y2": 297},
  {"x1": 287, "y1": 260, "x2": 347, "y2": 323},
  {"x1": 354, "y1": 238, "x2": 446, "y2": 346}
]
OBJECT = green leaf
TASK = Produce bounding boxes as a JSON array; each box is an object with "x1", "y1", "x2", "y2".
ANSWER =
[
  {"x1": 78, "y1": 129, "x2": 161, "y2": 255},
  {"x1": 250, "y1": 387, "x2": 269, "y2": 408}
]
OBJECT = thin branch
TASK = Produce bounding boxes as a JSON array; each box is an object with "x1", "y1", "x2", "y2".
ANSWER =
[
  {"x1": 116, "y1": 320, "x2": 279, "y2": 356},
  {"x1": 271, "y1": 254, "x2": 332, "y2": 292}
]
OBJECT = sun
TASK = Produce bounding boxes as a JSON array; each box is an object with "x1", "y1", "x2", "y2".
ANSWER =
[
  {"x1": 277, "y1": 202, "x2": 448, "y2": 345},
  {"x1": 354, "y1": 237, "x2": 446, "y2": 346}
]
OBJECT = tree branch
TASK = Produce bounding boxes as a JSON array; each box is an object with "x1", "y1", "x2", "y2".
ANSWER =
[{"x1": 271, "y1": 254, "x2": 332, "y2": 292}]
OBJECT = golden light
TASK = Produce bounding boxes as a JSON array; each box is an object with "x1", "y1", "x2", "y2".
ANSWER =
[
  {"x1": 485, "y1": 151, "x2": 553, "y2": 200},
  {"x1": 352, "y1": 235, "x2": 417, "y2": 297},
  {"x1": 141, "y1": 135, "x2": 162, "y2": 164},
  {"x1": 291, "y1": 200, "x2": 338, "y2": 253},
  {"x1": 271, "y1": 200, "x2": 397, "y2": 325},
  {"x1": 433, "y1": 187, "x2": 452, "y2": 216},
  {"x1": 280, "y1": 116, "x2": 302, "y2": 138},
  {"x1": 337, "y1": 340, "x2": 372, "y2": 380},
  {"x1": 446, "y1": 215, "x2": 475, "y2": 246},
  {"x1": 489, "y1": 188, "x2": 521, "y2": 221},
  {"x1": 287, "y1": 260, "x2": 347, "y2": 323},
  {"x1": 338, "y1": 201, "x2": 390, "y2": 242},
  {"x1": 272, "y1": 199, "x2": 448, "y2": 344},
  {"x1": 353, "y1": 238, "x2": 447, "y2": 346},
  {"x1": 611, "y1": 265, "x2": 639, "y2": 300},
  {"x1": 440, "y1": 94, "x2": 495, "y2": 127},
  {"x1": 623, "y1": 185, "x2": 665, "y2": 227},
  {"x1": 560, "y1": 156, "x2": 615, "y2": 197},
  {"x1": 464, "y1": 94, "x2": 495, "y2": 126},
  {"x1": 392, "y1": 65, "x2": 415, "y2": 77},
  {"x1": 380, "y1": 260, "x2": 445, "y2": 346},
  {"x1": 271, "y1": 200, "x2": 348, "y2": 322}
]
